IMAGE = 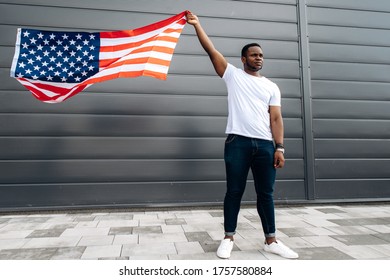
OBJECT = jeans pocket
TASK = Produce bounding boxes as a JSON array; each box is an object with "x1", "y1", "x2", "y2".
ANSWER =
[{"x1": 225, "y1": 134, "x2": 237, "y2": 144}]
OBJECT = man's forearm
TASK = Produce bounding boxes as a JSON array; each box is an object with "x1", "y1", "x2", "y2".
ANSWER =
[
  {"x1": 186, "y1": 11, "x2": 227, "y2": 77},
  {"x1": 271, "y1": 119, "x2": 284, "y2": 145},
  {"x1": 193, "y1": 23, "x2": 217, "y2": 57}
]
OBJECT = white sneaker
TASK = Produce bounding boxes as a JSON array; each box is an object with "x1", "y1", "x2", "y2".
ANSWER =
[
  {"x1": 217, "y1": 239, "x2": 234, "y2": 259},
  {"x1": 264, "y1": 241, "x2": 299, "y2": 259}
]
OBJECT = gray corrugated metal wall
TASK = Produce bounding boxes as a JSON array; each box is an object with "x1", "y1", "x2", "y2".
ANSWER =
[
  {"x1": 0, "y1": 0, "x2": 388, "y2": 211},
  {"x1": 306, "y1": 0, "x2": 390, "y2": 200}
]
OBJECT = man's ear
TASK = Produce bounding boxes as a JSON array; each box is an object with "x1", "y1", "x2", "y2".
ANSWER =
[{"x1": 241, "y1": 56, "x2": 246, "y2": 64}]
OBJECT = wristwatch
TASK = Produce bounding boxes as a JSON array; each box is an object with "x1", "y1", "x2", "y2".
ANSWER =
[{"x1": 275, "y1": 143, "x2": 285, "y2": 154}]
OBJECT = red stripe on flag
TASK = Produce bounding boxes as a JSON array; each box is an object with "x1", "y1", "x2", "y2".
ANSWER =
[
  {"x1": 20, "y1": 79, "x2": 88, "y2": 102},
  {"x1": 99, "y1": 34, "x2": 179, "y2": 53},
  {"x1": 100, "y1": 13, "x2": 187, "y2": 38},
  {"x1": 99, "y1": 45, "x2": 176, "y2": 68},
  {"x1": 102, "y1": 56, "x2": 172, "y2": 70},
  {"x1": 81, "y1": 70, "x2": 167, "y2": 85},
  {"x1": 99, "y1": 35, "x2": 158, "y2": 53}
]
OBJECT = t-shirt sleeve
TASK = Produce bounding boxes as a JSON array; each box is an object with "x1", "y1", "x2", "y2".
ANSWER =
[
  {"x1": 269, "y1": 83, "x2": 282, "y2": 107},
  {"x1": 222, "y1": 63, "x2": 235, "y2": 82}
]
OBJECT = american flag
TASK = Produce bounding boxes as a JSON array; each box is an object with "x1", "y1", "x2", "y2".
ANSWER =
[{"x1": 10, "y1": 11, "x2": 187, "y2": 103}]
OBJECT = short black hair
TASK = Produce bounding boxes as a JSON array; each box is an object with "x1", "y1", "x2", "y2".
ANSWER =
[{"x1": 241, "y1": 43, "x2": 262, "y2": 58}]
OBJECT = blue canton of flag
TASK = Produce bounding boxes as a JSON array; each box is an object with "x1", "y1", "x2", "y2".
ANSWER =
[{"x1": 14, "y1": 29, "x2": 100, "y2": 83}]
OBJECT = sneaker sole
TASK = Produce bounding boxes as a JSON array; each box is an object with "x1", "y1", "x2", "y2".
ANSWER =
[{"x1": 264, "y1": 247, "x2": 299, "y2": 259}]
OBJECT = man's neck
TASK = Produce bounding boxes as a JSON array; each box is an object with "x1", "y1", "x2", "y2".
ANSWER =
[{"x1": 244, "y1": 68, "x2": 262, "y2": 77}]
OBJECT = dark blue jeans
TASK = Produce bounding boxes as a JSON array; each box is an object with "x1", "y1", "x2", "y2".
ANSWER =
[{"x1": 223, "y1": 134, "x2": 276, "y2": 238}]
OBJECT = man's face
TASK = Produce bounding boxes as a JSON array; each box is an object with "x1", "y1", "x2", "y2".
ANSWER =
[{"x1": 242, "y1": 46, "x2": 264, "y2": 72}]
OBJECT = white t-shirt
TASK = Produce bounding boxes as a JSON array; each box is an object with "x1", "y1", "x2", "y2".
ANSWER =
[{"x1": 222, "y1": 63, "x2": 281, "y2": 141}]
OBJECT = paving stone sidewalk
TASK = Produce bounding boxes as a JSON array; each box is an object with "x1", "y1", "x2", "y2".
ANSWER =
[{"x1": 0, "y1": 204, "x2": 389, "y2": 260}]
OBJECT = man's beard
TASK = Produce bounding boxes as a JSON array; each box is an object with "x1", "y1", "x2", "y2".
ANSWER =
[{"x1": 246, "y1": 61, "x2": 262, "y2": 71}]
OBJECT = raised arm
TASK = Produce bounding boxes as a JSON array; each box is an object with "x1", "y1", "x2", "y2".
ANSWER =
[{"x1": 186, "y1": 11, "x2": 227, "y2": 77}]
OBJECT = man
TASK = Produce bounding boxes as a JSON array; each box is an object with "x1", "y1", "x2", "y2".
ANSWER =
[{"x1": 186, "y1": 12, "x2": 298, "y2": 259}]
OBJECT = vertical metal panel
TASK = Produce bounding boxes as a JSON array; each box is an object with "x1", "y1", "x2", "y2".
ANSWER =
[
  {"x1": 297, "y1": 0, "x2": 315, "y2": 200},
  {"x1": 306, "y1": 0, "x2": 390, "y2": 200}
]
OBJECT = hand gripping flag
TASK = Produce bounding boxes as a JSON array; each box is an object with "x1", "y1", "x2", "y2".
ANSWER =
[{"x1": 10, "y1": 11, "x2": 187, "y2": 103}]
